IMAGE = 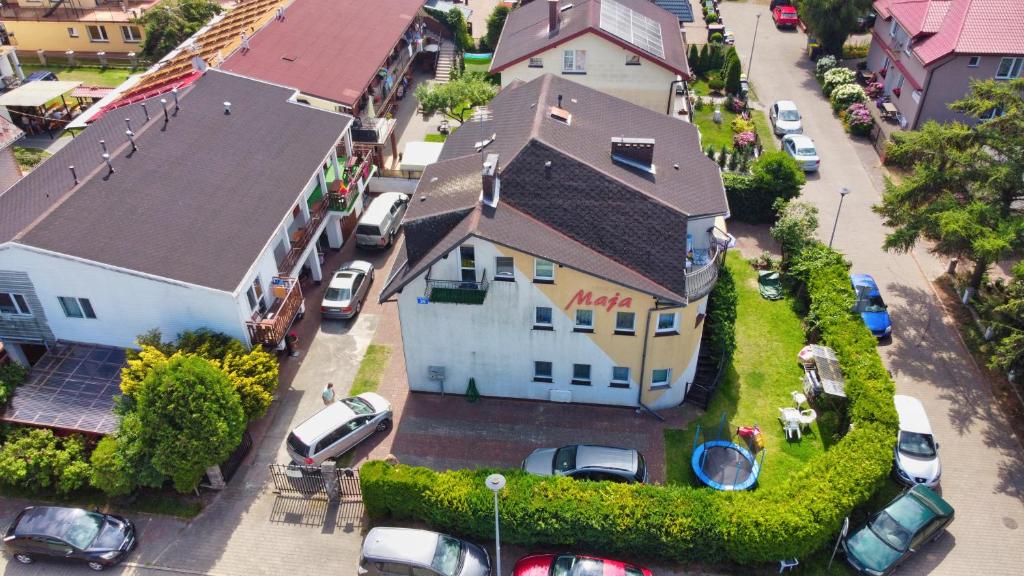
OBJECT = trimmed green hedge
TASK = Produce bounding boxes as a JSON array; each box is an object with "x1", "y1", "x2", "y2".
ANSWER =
[{"x1": 362, "y1": 248, "x2": 897, "y2": 565}]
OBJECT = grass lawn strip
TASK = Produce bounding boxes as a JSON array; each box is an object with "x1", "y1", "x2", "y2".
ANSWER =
[
  {"x1": 348, "y1": 344, "x2": 392, "y2": 396},
  {"x1": 664, "y1": 252, "x2": 823, "y2": 489},
  {"x1": 20, "y1": 64, "x2": 133, "y2": 88},
  {"x1": 750, "y1": 109, "x2": 778, "y2": 151}
]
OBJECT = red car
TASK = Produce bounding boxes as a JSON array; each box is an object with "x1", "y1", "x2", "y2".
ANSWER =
[
  {"x1": 513, "y1": 554, "x2": 653, "y2": 576},
  {"x1": 772, "y1": 5, "x2": 800, "y2": 28}
]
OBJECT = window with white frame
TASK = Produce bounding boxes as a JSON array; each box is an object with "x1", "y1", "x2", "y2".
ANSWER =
[
  {"x1": 889, "y1": 19, "x2": 897, "y2": 37},
  {"x1": 574, "y1": 309, "x2": 594, "y2": 331},
  {"x1": 120, "y1": 25, "x2": 142, "y2": 43},
  {"x1": 86, "y1": 25, "x2": 108, "y2": 42},
  {"x1": 0, "y1": 293, "x2": 31, "y2": 316},
  {"x1": 572, "y1": 363, "x2": 591, "y2": 385},
  {"x1": 529, "y1": 57, "x2": 543, "y2": 68},
  {"x1": 495, "y1": 256, "x2": 515, "y2": 280},
  {"x1": 611, "y1": 366, "x2": 630, "y2": 388},
  {"x1": 903, "y1": 39, "x2": 912, "y2": 55},
  {"x1": 996, "y1": 57, "x2": 1023, "y2": 80},
  {"x1": 534, "y1": 361, "x2": 553, "y2": 382},
  {"x1": 894, "y1": 72, "x2": 905, "y2": 91},
  {"x1": 534, "y1": 306, "x2": 553, "y2": 328},
  {"x1": 534, "y1": 258, "x2": 555, "y2": 282},
  {"x1": 615, "y1": 311, "x2": 636, "y2": 334},
  {"x1": 563, "y1": 49, "x2": 586, "y2": 73},
  {"x1": 246, "y1": 277, "x2": 267, "y2": 314},
  {"x1": 968, "y1": 56, "x2": 981, "y2": 68},
  {"x1": 58, "y1": 296, "x2": 96, "y2": 319},
  {"x1": 655, "y1": 311, "x2": 678, "y2": 334},
  {"x1": 651, "y1": 368, "x2": 671, "y2": 388},
  {"x1": 67, "y1": 27, "x2": 79, "y2": 38}
]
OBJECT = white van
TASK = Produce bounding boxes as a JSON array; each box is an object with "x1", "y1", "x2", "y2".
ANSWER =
[{"x1": 356, "y1": 192, "x2": 409, "y2": 250}]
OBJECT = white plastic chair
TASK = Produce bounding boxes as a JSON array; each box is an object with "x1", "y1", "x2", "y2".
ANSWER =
[
  {"x1": 778, "y1": 407, "x2": 801, "y2": 440},
  {"x1": 791, "y1": 390, "x2": 808, "y2": 408},
  {"x1": 798, "y1": 408, "x2": 817, "y2": 431}
]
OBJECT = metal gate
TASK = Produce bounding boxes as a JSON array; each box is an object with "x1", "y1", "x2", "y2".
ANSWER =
[{"x1": 268, "y1": 464, "x2": 361, "y2": 501}]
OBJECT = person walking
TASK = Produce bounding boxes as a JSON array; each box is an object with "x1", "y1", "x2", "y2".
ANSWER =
[{"x1": 322, "y1": 382, "x2": 336, "y2": 405}]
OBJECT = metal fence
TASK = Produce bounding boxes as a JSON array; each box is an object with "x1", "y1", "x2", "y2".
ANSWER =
[{"x1": 268, "y1": 463, "x2": 361, "y2": 501}]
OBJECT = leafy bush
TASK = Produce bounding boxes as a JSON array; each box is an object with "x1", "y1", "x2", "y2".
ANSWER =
[
  {"x1": 710, "y1": 32, "x2": 723, "y2": 44},
  {"x1": 426, "y1": 7, "x2": 473, "y2": 51},
  {"x1": 134, "y1": 355, "x2": 246, "y2": 492},
  {"x1": 771, "y1": 199, "x2": 820, "y2": 263},
  {"x1": 733, "y1": 131, "x2": 756, "y2": 151},
  {"x1": 815, "y1": 54, "x2": 839, "y2": 83},
  {"x1": 724, "y1": 152, "x2": 805, "y2": 223},
  {"x1": 707, "y1": 73, "x2": 725, "y2": 93},
  {"x1": 706, "y1": 11, "x2": 719, "y2": 24},
  {"x1": 90, "y1": 436, "x2": 135, "y2": 497},
  {"x1": 843, "y1": 43, "x2": 870, "y2": 59},
  {"x1": 704, "y1": 261, "x2": 737, "y2": 363},
  {"x1": 730, "y1": 116, "x2": 755, "y2": 134},
  {"x1": 0, "y1": 427, "x2": 91, "y2": 495},
  {"x1": 866, "y1": 81, "x2": 884, "y2": 99},
  {"x1": 688, "y1": 44, "x2": 701, "y2": 75},
  {"x1": 0, "y1": 362, "x2": 28, "y2": 405},
  {"x1": 222, "y1": 346, "x2": 279, "y2": 421},
  {"x1": 697, "y1": 44, "x2": 710, "y2": 76},
  {"x1": 844, "y1": 102, "x2": 874, "y2": 136},
  {"x1": 830, "y1": 83, "x2": 868, "y2": 112},
  {"x1": 822, "y1": 67, "x2": 857, "y2": 97}
]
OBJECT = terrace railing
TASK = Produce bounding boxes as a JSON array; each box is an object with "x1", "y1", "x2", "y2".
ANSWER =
[
  {"x1": 426, "y1": 270, "x2": 489, "y2": 305},
  {"x1": 246, "y1": 276, "x2": 302, "y2": 345},
  {"x1": 279, "y1": 198, "x2": 329, "y2": 274}
]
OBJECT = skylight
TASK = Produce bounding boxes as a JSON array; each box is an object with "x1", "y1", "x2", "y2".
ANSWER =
[{"x1": 599, "y1": 0, "x2": 666, "y2": 59}]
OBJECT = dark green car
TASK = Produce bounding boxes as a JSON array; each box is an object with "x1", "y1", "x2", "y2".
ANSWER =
[{"x1": 842, "y1": 485, "x2": 954, "y2": 575}]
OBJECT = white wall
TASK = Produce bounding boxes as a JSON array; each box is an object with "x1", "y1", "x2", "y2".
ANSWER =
[
  {"x1": 0, "y1": 245, "x2": 245, "y2": 349},
  {"x1": 397, "y1": 238, "x2": 641, "y2": 407}
]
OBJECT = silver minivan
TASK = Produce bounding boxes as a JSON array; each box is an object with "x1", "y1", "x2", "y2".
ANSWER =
[
  {"x1": 356, "y1": 192, "x2": 409, "y2": 250},
  {"x1": 285, "y1": 393, "x2": 392, "y2": 465},
  {"x1": 360, "y1": 527, "x2": 490, "y2": 576}
]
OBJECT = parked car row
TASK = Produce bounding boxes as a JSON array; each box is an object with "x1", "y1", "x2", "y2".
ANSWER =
[
  {"x1": 361, "y1": 527, "x2": 653, "y2": 576},
  {"x1": 769, "y1": 100, "x2": 821, "y2": 173}
]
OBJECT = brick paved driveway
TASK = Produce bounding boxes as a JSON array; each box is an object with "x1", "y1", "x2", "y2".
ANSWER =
[{"x1": 721, "y1": 2, "x2": 1024, "y2": 574}]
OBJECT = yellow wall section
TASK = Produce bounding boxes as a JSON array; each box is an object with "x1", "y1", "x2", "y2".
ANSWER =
[
  {"x1": 493, "y1": 244, "x2": 704, "y2": 405},
  {"x1": 499, "y1": 32, "x2": 677, "y2": 114},
  {"x1": 4, "y1": 20, "x2": 144, "y2": 53}
]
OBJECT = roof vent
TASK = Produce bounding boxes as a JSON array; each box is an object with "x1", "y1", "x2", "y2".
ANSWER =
[
  {"x1": 611, "y1": 137, "x2": 656, "y2": 174},
  {"x1": 223, "y1": 101, "x2": 232, "y2": 115},
  {"x1": 548, "y1": 0, "x2": 561, "y2": 33},
  {"x1": 549, "y1": 106, "x2": 572, "y2": 125}
]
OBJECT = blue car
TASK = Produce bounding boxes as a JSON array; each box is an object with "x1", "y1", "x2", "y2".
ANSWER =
[{"x1": 851, "y1": 274, "x2": 892, "y2": 338}]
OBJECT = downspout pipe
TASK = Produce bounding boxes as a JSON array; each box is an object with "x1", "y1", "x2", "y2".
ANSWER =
[
  {"x1": 637, "y1": 297, "x2": 675, "y2": 420},
  {"x1": 667, "y1": 75, "x2": 685, "y2": 115}
]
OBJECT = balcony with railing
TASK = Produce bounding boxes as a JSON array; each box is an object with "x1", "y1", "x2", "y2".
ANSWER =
[
  {"x1": 425, "y1": 269, "x2": 489, "y2": 305},
  {"x1": 246, "y1": 276, "x2": 302, "y2": 345},
  {"x1": 684, "y1": 230, "x2": 730, "y2": 302},
  {"x1": 279, "y1": 197, "x2": 329, "y2": 274}
]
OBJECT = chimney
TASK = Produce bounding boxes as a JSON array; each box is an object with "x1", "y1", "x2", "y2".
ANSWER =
[
  {"x1": 481, "y1": 153, "x2": 500, "y2": 207},
  {"x1": 611, "y1": 137, "x2": 656, "y2": 173},
  {"x1": 548, "y1": 0, "x2": 560, "y2": 33}
]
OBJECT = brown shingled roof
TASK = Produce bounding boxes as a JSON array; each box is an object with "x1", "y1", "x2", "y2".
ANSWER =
[
  {"x1": 490, "y1": 0, "x2": 689, "y2": 77},
  {"x1": 380, "y1": 73, "x2": 727, "y2": 304}
]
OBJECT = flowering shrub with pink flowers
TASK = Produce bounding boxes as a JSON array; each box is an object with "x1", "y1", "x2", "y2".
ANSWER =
[
  {"x1": 866, "y1": 82, "x2": 884, "y2": 99},
  {"x1": 733, "y1": 131, "x2": 756, "y2": 150},
  {"x1": 844, "y1": 103, "x2": 874, "y2": 136}
]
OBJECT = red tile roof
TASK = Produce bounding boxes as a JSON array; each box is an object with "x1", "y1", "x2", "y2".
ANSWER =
[
  {"x1": 490, "y1": 0, "x2": 688, "y2": 77},
  {"x1": 875, "y1": 0, "x2": 1024, "y2": 65},
  {"x1": 221, "y1": 0, "x2": 425, "y2": 107}
]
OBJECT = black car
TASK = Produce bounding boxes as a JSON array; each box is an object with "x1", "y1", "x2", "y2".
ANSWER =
[{"x1": 3, "y1": 506, "x2": 137, "y2": 571}]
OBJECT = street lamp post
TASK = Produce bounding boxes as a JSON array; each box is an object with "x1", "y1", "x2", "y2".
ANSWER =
[
  {"x1": 829, "y1": 187, "x2": 852, "y2": 248},
  {"x1": 485, "y1": 473, "x2": 506, "y2": 576},
  {"x1": 747, "y1": 14, "x2": 761, "y2": 78}
]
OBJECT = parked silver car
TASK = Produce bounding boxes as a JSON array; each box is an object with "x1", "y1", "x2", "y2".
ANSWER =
[
  {"x1": 522, "y1": 444, "x2": 649, "y2": 484},
  {"x1": 321, "y1": 260, "x2": 374, "y2": 319},
  {"x1": 285, "y1": 393, "x2": 391, "y2": 465},
  {"x1": 360, "y1": 527, "x2": 490, "y2": 576}
]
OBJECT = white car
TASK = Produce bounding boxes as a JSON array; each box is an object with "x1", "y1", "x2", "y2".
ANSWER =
[
  {"x1": 893, "y1": 395, "x2": 941, "y2": 487},
  {"x1": 782, "y1": 134, "x2": 820, "y2": 172},
  {"x1": 769, "y1": 100, "x2": 803, "y2": 135},
  {"x1": 320, "y1": 260, "x2": 374, "y2": 319}
]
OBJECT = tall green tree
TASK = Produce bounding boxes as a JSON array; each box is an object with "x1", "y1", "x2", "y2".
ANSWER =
[
  {"x1": 697, "y1": 44, "x2": 710, "y2": 76},
  {"x1": 724, "y1": 51, "x2": 742, "y2": 95},
  {"x1": 874, "y1": 79, "x2": 1024, "y2": 290},
  {"x1": 135, "y1": 355, "x2": 245, "y2": 492},
  {"x1": 798, "y1": 0, "x2": 873, "y2": 57},
  {"x1": 137, "y1": 0, "x2": 222, "y2": 62},
  {"x1": 415, "y1": 71, "x2": 498, "y2": 124},
  {"x1": 483, "y1": 5, "x2": 510, "y2": 51},
  {"x1": 688, "y1": 44, "x2": 700, "y2": 76},
  {"x1": 988, "y1": 264, "x2": 1024, "y2": 376}
]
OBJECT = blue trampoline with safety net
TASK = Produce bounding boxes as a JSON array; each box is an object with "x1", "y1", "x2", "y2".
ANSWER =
[{"x1": 691, "y1": 413, "x2": 765, "y2": 491}]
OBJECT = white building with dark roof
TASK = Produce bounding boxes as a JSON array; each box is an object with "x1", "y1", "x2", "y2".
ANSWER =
[
  {"x1": 380, "y1": 74, "x2": 729, "y2": 410},
  {"x1": 0, "y1": 70, "x2": 373, "y2": 365}
]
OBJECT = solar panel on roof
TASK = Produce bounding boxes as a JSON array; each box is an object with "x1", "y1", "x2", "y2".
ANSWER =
[{"x1": 599, "y1": 0, "x2": 666, "y2": 59}]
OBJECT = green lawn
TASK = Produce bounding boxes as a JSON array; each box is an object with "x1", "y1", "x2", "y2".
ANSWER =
[
  {"x1": 689, "y1": 77, "x2": 711, "y2": 96},
  {"x1": 750, "y1": 109, "x2": 778, "y2": 151},
  {"x1": 664, "y1": 253, "x2": 824, "y2": 489},
  {"x1": 20, "y1": 64, "x2": 133, "y2": 88},
  {"x1": 13, "y1": 147, "x2": 50, "y2": 173},
  {"x1": 692, "y1": 106, "x2": 739, "y2": 151},
  {"x1": 348, "y1": 344, "x2": 392, "y2": 396},
  {"x1": 424, "y1": 133, "x2": 448, "y2": 143},
  {"x1": 464, "y1": 57, "x2": 493, "y2": 75}
]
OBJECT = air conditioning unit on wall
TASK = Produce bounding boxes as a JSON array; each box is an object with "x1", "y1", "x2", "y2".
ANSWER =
[{"x1": 549, "y1": 389, "x2": 572, "y2": 403}]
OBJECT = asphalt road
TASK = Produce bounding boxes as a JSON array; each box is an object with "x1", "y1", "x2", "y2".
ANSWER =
[{"x1": 719, "y1": 2, "x2": 1024, "y2": 575}]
